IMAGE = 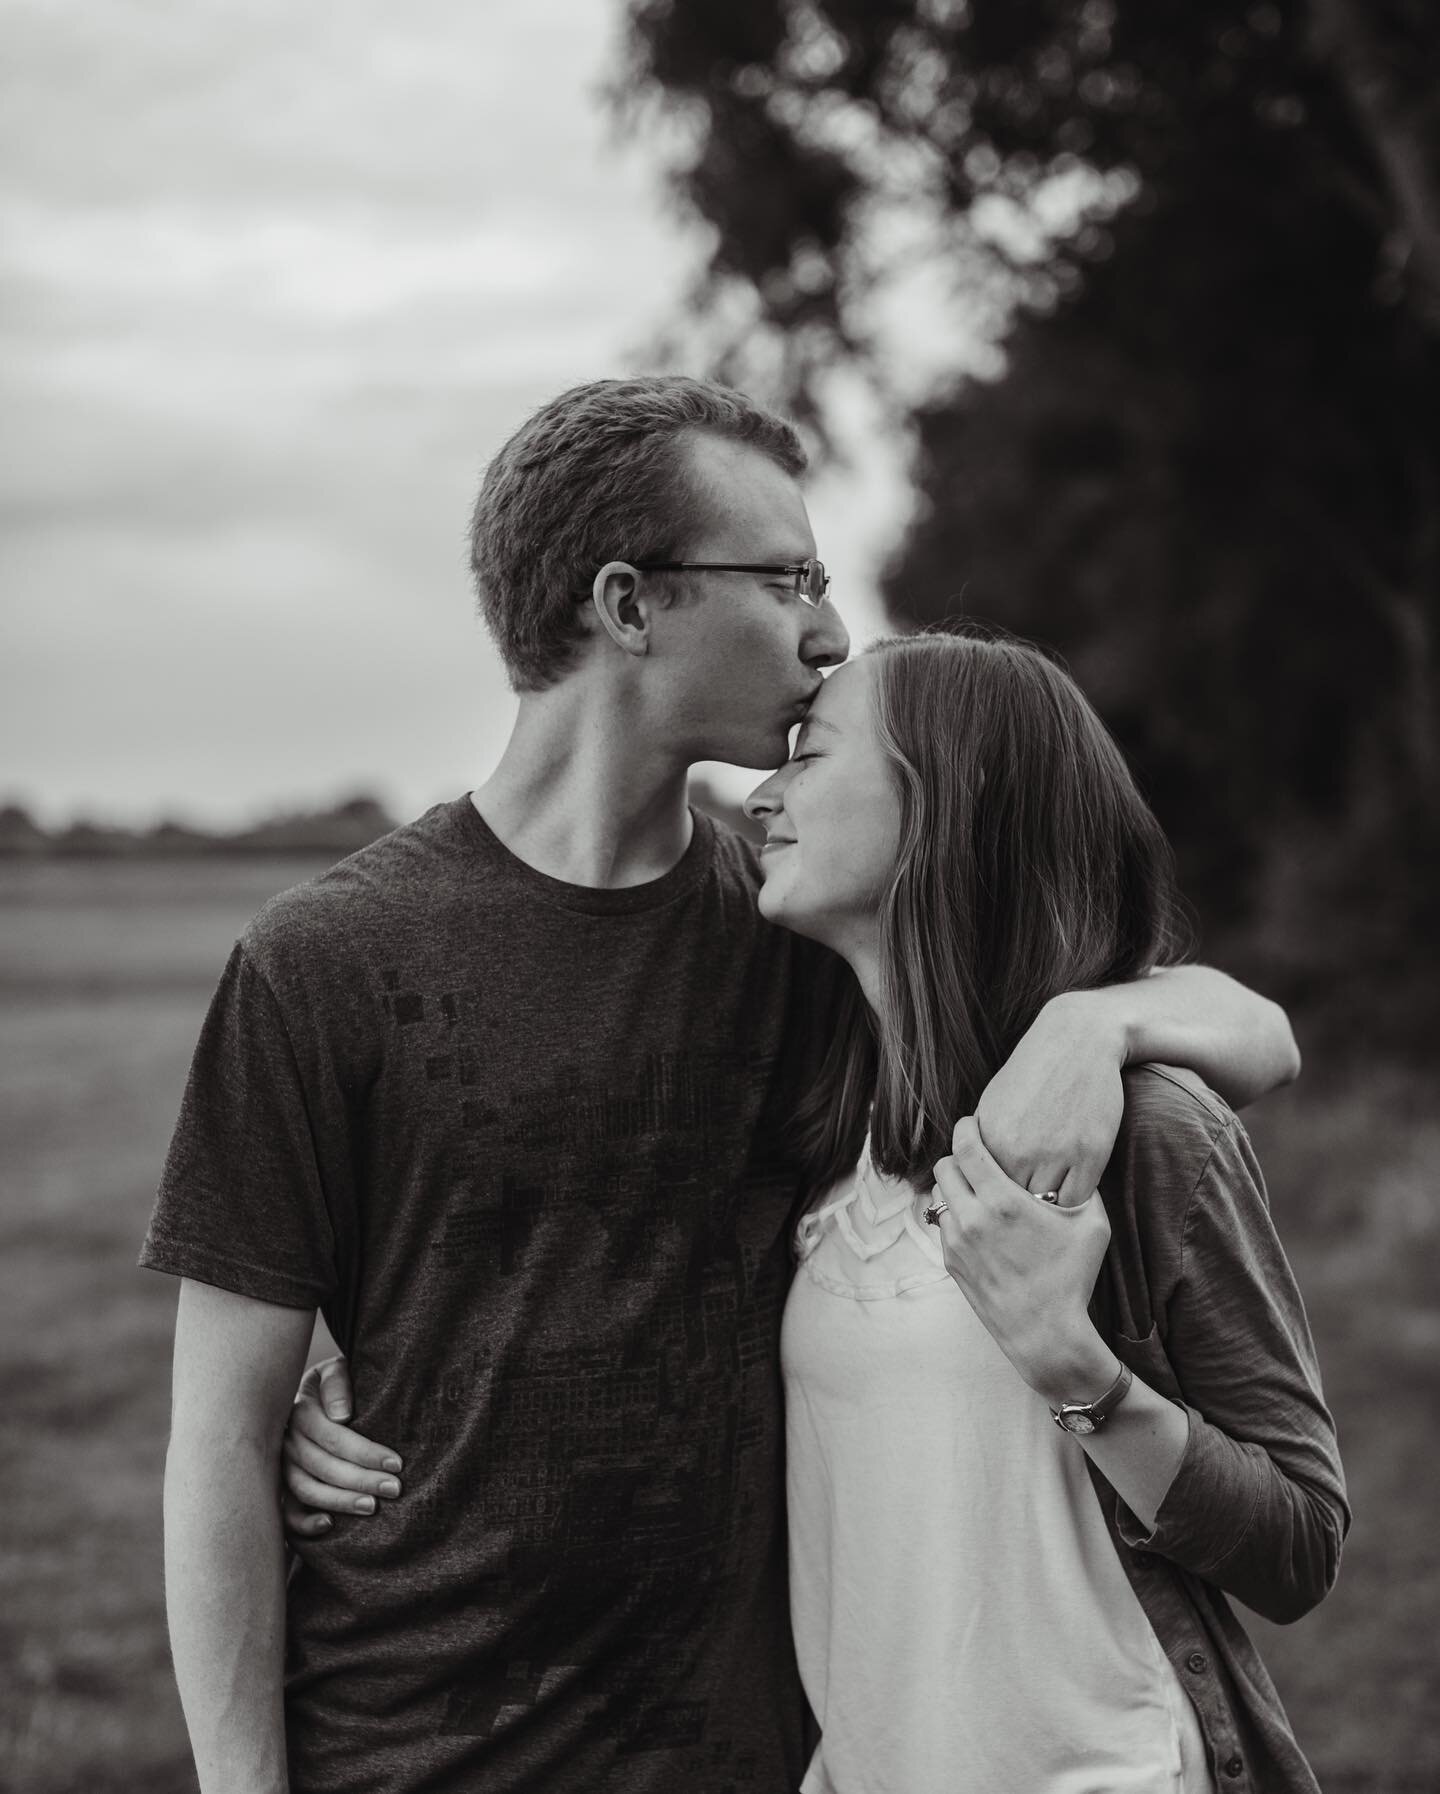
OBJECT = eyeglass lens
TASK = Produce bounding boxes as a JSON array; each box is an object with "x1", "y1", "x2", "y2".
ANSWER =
[{"x1": 802, "y1": 560, "x2": 829, "y2": 605}]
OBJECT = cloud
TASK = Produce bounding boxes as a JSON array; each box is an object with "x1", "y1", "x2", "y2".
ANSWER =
[
  {"x1": 0, "y1": 0, "x2": 692, "y2": 824},
  {"x1": 0, "y1": 0, "x2": 910, "y2": 828}
]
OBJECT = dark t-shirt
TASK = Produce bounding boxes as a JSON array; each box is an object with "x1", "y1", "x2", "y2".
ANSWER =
[{"x1": 142, "y1": 796, "x2": 835, "y2": 1793}]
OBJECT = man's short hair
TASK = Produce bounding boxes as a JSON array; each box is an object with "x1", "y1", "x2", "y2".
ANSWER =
[{"x1": 470, "y1": 375, "x2": 807, "y2": 691}]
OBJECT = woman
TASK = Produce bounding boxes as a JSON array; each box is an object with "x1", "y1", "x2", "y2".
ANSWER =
[{"x1": 286, "y1": 633, "x2": 1346, "y2": 1792}]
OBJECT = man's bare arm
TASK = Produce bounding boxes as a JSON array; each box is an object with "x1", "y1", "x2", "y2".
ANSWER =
[
  {"x1": 165, "y1": 1279, "x2": 315, "y2": 1794},
  {"x1": 975, "y1": 965, "x2": 1298, "y2": 1202},
  {"x1": 1088, "y1": 962, "x2": 1299, "y2": 1108}
]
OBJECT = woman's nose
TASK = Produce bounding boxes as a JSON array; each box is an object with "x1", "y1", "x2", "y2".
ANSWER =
[{"x1": 744, "y1": 772, "x2": 785, "y2": 823}]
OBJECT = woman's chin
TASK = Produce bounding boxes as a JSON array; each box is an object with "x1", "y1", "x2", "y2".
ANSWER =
[
  {"x1": 755, "y1": 874, "x2": 797, "y2": 927},
  {"x1": 757, "y1": 882, "x2": 828, "y2": 946}
]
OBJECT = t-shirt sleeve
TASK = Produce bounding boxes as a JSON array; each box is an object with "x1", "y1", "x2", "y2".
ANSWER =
[{"x1": 140, "y1": 940, "x2": 340, "y2": 1309}]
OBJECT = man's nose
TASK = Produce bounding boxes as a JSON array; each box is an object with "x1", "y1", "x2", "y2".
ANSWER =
[{"x1": 803, "y1": 599, "x2": 850, "y2": 670}]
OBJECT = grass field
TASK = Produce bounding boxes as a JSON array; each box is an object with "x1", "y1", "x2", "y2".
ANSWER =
[{"x1": 1, "y1": 860, "x2": 1437, "y2": 1791}]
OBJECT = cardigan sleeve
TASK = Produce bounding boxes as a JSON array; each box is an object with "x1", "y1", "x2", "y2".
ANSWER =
[{"x1": 1115, "y1": 1110, "x2": 1350, "y2": 1623}]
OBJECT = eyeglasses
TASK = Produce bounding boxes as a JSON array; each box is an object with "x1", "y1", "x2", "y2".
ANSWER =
[{"x1": 629, "y1": 558, "x2": 831, "y2": 608}]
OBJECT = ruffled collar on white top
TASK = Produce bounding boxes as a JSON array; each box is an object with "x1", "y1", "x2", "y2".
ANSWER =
[{"x1": 794, "y1": 1142, "x2": 949, "y2": 1298}]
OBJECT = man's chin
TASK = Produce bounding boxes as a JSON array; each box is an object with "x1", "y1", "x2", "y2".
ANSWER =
[
  {"x1": 712, "y1": 729, "x2": 792, "y2": 775},
  {"x1": 692, "y1": 721, "x2": 792, "y2": 771}
]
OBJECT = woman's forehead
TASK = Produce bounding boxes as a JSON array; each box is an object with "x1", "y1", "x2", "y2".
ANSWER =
[{"x1": 808, "y1": 656, "x2": 872, "y2": 728}]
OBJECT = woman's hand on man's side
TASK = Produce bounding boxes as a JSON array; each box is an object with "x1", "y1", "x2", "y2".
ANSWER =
[{"x1": 281, "y1": 1357, "x2": 402, "y2": 1538}]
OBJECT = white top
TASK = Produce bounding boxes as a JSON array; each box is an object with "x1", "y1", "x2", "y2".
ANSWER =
[{"x1": 782, "y1": 1149, "x2": 1214, "y2": 1794}]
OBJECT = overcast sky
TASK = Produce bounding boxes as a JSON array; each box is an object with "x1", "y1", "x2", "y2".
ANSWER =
[{"x1": 1, "y1": 0, "x2": 910, "y2": 828}]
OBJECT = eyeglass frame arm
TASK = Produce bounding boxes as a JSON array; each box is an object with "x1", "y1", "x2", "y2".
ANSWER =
[{"x1": 628, "y1": 559, "x2": 830, "y2": 603}]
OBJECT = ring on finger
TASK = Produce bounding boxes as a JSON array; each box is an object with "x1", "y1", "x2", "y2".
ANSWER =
[
  {"x1": 923, "y1": 1199, "x2": 949, "y2": 1226},
  {"x1": 1031, "y1": 1190, "x2": 1062, "y2": 1205}
]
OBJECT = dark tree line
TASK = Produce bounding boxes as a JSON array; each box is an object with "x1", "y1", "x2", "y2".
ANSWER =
[{"x1": 622, "y1": 0, "x2": 1440, "y2": 1043}]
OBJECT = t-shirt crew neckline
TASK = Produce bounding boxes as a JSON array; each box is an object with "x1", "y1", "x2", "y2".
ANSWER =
[{"x1": 450, "y1": 792, "x2": 717, "y2": 916}]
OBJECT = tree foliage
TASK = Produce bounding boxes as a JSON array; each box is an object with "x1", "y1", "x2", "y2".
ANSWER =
[{"x1": 623, "y1": 0, "x2": 1440, "y2": 1025}]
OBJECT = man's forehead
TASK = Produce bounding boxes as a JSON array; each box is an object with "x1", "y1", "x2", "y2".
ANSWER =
[{"x1": 681, "y1": 432, "x2": 815, "y2": 554}]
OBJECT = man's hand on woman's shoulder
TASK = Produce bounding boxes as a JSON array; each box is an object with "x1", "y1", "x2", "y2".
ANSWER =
[
  {"x1": 975, "y1": 991, "x2": 1127, "y2": 1206},
  {"x1": 973, "y1": 965, "x2": 1300, "y2": 1203}
]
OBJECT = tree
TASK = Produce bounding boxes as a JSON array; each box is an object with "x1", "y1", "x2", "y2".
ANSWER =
[{"x1": 623, "y1": 0, "x2": 1440, "y2": 1026}]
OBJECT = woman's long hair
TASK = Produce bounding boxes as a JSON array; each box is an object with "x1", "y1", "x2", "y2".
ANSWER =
[{"x1": 792, "y1": 629, "x2": 1193, "y2": 1190}]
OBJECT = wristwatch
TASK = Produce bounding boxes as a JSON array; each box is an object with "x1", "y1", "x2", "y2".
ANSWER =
[{"x1": 1049, "y1": 1360, "x2": 1133, "y2": 1435}]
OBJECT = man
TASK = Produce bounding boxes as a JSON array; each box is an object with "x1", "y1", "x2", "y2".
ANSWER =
[{"x1": 143, "y1": 375, "x2": 1298, "y2": 1793}]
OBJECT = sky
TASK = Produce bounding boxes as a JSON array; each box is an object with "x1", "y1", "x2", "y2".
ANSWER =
[{"x1": 1, "y1": 0, "x2": 911, "y2": 829}]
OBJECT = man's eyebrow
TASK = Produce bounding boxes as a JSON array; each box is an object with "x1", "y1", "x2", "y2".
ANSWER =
[{"x1": 708, "y1": 550, "x2": 812, "y2": 567}]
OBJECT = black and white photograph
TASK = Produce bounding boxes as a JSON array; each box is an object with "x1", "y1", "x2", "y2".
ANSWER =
[{"x1": 2, "y1": 3, "x2": 1437, "y2": 1791}]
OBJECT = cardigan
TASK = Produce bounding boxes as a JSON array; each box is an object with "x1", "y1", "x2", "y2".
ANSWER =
[{"x1": 1085, "y1": 1064, "x2": 1350, "y2": 1792}]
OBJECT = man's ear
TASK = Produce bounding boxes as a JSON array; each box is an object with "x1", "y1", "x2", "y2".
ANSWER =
[{"x1": 590, "y1": 561, "x2": 651, "y2": 658}]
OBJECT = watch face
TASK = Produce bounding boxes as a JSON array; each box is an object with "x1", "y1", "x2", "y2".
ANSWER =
[{"x1": 1063, "y1": 1412, "x2": 1097, "y2": 1436}]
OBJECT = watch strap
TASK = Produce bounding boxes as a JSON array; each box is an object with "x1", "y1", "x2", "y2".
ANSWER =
[{"x1": 1049, "y1": 1359, "x2": 1133, "y2": 1431}]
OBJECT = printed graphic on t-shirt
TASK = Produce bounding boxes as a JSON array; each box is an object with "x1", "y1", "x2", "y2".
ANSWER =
[{"x1": 376, "y1": 970, "x2": 790, "y2": 1761}]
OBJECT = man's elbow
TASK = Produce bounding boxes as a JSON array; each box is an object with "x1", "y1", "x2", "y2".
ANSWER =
[
  {"x1": 163, "y1": 1424, "x2": 288, "y2": 1586},
  {"x1": 1270, "y1": 1002, "x2": 1302, "y2": 1088}
]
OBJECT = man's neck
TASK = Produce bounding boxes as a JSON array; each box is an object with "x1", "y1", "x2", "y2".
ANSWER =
[{"x1": 472, "y1": 681, "x2": 694, "y2": 890}]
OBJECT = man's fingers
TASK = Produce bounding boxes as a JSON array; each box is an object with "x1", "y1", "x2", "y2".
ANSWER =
[
  {"x1": 282, "y1": 1493, "x2": 333, "y2": 1538},
  {"x1": 315, "y1": 1354, "x2": 355, "y2": 1421},
  {"x1": 938, "y1": 1139, "x2": 1096, "y2": 1227},
  {"x1": 287, "y1": 1400, "x2": 402, "y2": 1472},
  {"x1": 283, "y1": 1428, "x2": 403, "y2": 1498},
  {"x1": 1055, "y1": 1166, "x2": 1098, "y2": 1210},
  {"x1": 1014, "y1": 1156, "x2": 1066, "y2": 1201}
]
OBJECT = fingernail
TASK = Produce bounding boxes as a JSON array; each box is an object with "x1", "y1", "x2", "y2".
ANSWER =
[
  {"x1": 328, "y1": 1405, "x2": 351, "y2": 1421},
  {"x1": 382, "y1": 1454, "x2": 403, "y2": 1474},
  {"x1": 315, "y1": 1515, "x2": 332, "y2": 1531},
  {"x1": 379, "y1": 1478, "x2": 401, "y2": 1498},
  {"x1": 355, "y1": 1495, "x2": 375, "y2": 1514}
]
